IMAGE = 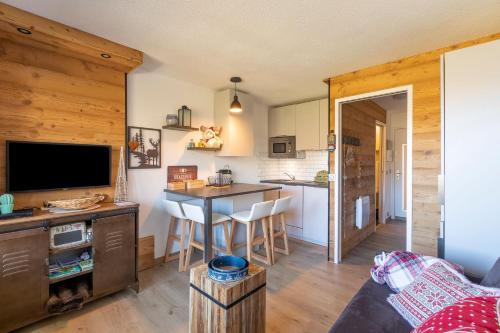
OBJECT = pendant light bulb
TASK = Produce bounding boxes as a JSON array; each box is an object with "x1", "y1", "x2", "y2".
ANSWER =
[{"x1": 229, "y1": 77, "x2": 243, "y2": 113}]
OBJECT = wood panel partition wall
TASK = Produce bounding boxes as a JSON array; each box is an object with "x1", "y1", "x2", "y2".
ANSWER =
[
  {"x1": 0, "y1": 3, "x2": 143, "y2": 208},
  {"x1": 341, "y1": 100, "x2": 386, "y2": 256},
  {"x1": 327, "y1": 33, "x2": 500, "y2": 260}
]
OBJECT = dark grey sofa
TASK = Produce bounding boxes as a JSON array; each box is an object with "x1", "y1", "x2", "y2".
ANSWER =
[{"x1": 329, "y1": 258, "x2": 500, "y2": 333}]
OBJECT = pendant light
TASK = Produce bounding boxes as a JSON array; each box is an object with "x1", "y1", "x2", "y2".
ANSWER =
[{"x1": 229, "y1": 77, "x2": 243, "y2": 113}]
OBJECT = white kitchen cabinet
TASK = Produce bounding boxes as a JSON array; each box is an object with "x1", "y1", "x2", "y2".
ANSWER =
[
  {"x1": 269, "y1": 98, "x2": 328, "y2": 151},
  {"x1": 302, "y1": 186, "x2": 328, "y2": 246},
  {"x1": 295, "y1": 100, "x2": 320, "y2": 150},
  {"x1": 279, "y1": 184, "x2": 303, "y2": 239},
  {"x1": 268, "y1": 105, "x2": 296, "y2": 137},
  {"x1": 319, "y1": 98, "x2": 329, "y2": 150}
]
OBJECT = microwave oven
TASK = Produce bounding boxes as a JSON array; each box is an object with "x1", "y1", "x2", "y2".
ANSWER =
[
  {"x1": 50, "y1": 222, "x2": 87, "y2": 249},
  {"x1": 269, "y1": 136, "x2": 296, "y2": 158}
]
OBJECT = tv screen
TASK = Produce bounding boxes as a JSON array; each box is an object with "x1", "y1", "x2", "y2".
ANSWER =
[{"x1": 7, "y1": 141, "x2": 111, "y2": 192}]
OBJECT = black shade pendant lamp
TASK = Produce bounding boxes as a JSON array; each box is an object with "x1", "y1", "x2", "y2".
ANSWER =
[{"x1": 230, "y1": 76, "x2": 243, "y2": 113}]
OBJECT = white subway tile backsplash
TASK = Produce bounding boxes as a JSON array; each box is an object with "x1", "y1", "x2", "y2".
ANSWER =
[{"x1": 258, "y1": 151, "x2": 328, "y2": 181}]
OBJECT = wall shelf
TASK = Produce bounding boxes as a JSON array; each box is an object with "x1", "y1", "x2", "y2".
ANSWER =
[
  {"x1": 162, "y1": 125, "x2": 199, "y2": 132},
  {"x1": 187, "y1": 147, "x2": 221, "y2": 152}
]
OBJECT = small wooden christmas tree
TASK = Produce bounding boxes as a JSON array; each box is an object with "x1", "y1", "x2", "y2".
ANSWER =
[{"x1": 114, "y1": 146, "x2": 128, "y2": 203}]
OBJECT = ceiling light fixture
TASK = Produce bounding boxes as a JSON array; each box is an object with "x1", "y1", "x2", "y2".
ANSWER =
[
  {"x1": 101, "y1": 53, "x2": 111, "y2": 59},
  {"x1": 17, "y1": 27, "x2": 32, "y2": 35},
  {"x1": 229, "y1": 77, "x2": 242, "y2": 113}
]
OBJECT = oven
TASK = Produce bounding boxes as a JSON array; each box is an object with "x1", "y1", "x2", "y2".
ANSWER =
[{"x1": 268, "y1": 136, "x2": 296, "y2": 158}]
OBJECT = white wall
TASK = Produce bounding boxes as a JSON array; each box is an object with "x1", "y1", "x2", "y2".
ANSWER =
[
  {"x1": 127, "y1": 68, "x2": 216, "y2": 258},
  {"x1": 127, "y1": 65, "x2": 269, "y2": 258},
  {"x1": 258, "y1": 150, "x2": 329, "y2": 181}
]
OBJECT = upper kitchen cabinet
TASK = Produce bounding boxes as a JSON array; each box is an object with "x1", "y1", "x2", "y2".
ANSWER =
[
  {"x1": 319, "y1": 98, "x2": 329, "y2": 150},
  {"x1": 215, "y1": 89, "x2": 268, "y2": 157},
  {"x1": 295, "y1": 100, "x2": 320, "y2": 150},
  {"x1": 268, "y1": 105, "x2": 296, "y2": 137},
  {"x1": 268, "y1": 98, "x2": 328, "y2": 151}
]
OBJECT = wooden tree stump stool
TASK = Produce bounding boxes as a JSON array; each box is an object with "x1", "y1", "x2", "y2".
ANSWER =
[{"x1": 189, "y1": 263, "x2": 266, "y2": 333}]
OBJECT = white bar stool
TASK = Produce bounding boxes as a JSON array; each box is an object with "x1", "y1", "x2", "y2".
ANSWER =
[
  {"x1": 181, "y1": 203, "x2": 232, "y2": 271},
  {"x1": 164, "y1": 200, "x2": 189, "y2": 272},
  {"x1": 269, "y1": 196, "x2": 292, "y2": 264},
  {"x1": 230, "y1": 200, "x2": 274, "y2": 265}
]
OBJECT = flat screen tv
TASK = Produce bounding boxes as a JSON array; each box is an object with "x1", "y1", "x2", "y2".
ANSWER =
[{"x1": 6, "y1": 141, "x2": 112, "y2": 192}]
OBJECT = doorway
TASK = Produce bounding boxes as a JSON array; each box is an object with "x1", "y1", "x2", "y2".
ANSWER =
[{"x1": 333, "y1": 86, "x2": 412, "y2": 263}]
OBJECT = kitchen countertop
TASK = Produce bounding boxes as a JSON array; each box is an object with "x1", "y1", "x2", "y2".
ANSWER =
[
  {"x1": 260, "y1": 179, "x2": 328, "y2": 188},
  {"x1": 164, "y1": 183, "x2": 282, "y2": 199}
]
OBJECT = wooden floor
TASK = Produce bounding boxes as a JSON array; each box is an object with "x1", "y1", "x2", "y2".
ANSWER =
[
  {"x1": 343, "y1": 219, "x2": 407, "y2": 265},
  {"x1": 17, "y1": 223, "x2": 405, "y2": 333}
]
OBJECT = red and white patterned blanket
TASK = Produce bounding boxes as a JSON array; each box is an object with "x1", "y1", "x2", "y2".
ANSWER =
[{"x1": 371, "y1": 251, "x2": 463, "y2": 293}]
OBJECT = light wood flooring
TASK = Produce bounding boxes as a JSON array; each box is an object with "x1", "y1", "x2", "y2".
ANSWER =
[
  {"x1": 343, "y1": 219, "x2": 407, "y2": 265},
  {"x1": 17, "y1": 222, "x2": 405, "y2": 333}
]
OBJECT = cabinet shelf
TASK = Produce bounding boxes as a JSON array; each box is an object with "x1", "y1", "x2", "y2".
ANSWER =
[
  {"x1": 162, "y1": 125, "x2": 199, "y2": 132},
  {"x1": 187, "y1": 147, "x2": 221, "y2": 152},
  {"x1": 49, "y1": 269, "x2": 93, "y2": 284},
  {"x1": 49, "y1": 242, "x2": 92, "y2": 255}
]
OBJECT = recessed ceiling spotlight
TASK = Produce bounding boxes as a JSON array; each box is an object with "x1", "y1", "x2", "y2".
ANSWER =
[
  {"x1": 101, "y1": 53, "x2": 111, "y2": 59},
  {"x1": 17, "y1": 27, "x2": 32, "y2": 35}
]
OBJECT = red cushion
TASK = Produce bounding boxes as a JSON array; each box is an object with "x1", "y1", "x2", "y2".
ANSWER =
[{"x1": 412, "y1": 296, "x2": 500, "y2": 333}]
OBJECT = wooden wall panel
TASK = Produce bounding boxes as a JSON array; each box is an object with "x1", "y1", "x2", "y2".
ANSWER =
[
  {"x1": 328, "y1": 33, "x2": 500, "y2": 259},
  {"x1": 0, "y1": 8, "x2": 142, "y2": 209},
  {"x1": 0, "y1": 3, "x2": 142, "y2": 72},
  {"x1": 341, "y1": 100, "x2": 386, "y2": 255}
]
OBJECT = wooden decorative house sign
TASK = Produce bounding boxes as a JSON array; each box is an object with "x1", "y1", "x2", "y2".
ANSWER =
[{"x1": 167, "y1": 166, "x2": 198, "y2": 182}]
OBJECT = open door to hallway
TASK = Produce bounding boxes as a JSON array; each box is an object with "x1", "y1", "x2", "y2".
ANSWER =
[{"x1": 335, "y1": 90, "x2": 409, "y2": 264}]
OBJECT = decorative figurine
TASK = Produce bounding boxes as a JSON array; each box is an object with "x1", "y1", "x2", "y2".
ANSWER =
[{"x1": 199, "y1": 125, "x2": 223, "y2": 149}]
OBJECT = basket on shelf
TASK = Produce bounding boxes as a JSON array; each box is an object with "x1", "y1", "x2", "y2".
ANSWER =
[
  {"x1": 48, "y1": 195, "x2": 106, "y2": 210},
  {"x1": 208, "y1": 174, "x2": 232, "y2": 187}
]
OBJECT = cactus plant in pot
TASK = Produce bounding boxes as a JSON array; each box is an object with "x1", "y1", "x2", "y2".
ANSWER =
[{"x1": 0, "y1": 193, "x2": 14, "y2": 214}]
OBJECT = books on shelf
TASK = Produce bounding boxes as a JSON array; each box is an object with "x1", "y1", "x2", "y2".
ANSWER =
[{"x1": 49, "y1": 255, "x2": 93, "y2": 280}]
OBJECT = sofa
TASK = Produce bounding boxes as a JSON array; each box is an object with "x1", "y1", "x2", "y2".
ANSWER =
[{"x1": 329, "y1": 257, "x2": 500, "y2": 333}]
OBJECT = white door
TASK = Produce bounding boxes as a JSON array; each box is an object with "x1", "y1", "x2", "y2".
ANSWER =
[
  {"x1": 394, "y1": 128, "x2": 407, "y2": 218},
  {"x1": 444, "y1": 39, "x2": 500, "y2": 276}
]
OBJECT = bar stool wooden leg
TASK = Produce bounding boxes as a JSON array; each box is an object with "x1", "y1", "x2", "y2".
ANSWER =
[
  {"x1": 246, "y1": 223, "x2": 252, "y2": 262},
  {"x1": 178, "y1": 219, "x2": 187, "y2": 272},
  {"x1": 280, "y1": 213, "x2": 290, "y2": 255},
  {"x1": 184, "y1": 220, "x2": 197, "y2": 271},
  {"x1": 229, "y1": 219, "x2": 238, "y2": 250},
  {"x1": 261, "y1": 217, "x2": 272, "y2": 265},
  {"x1": 269, "y1": 215, "x2": 276, "y2": 264},
  {"x1": 222, "y1": 221, "x2": 232, "y2": 255},
  {"x1": 164, "y1": 216, "x2": 177, "y2": 263}
]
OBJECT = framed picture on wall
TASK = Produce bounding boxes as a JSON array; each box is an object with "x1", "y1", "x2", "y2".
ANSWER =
[{"x1": 127, "y1": 126, "x2": 161, "y2": 169}]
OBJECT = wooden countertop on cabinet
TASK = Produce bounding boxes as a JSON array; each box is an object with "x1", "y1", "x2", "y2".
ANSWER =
[{"x1": 0, "y1": 202, "x2": 139, "y2": 233}]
